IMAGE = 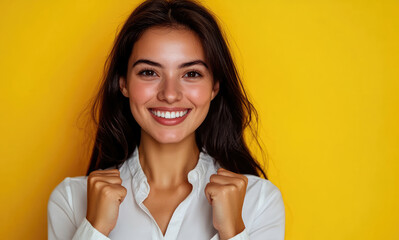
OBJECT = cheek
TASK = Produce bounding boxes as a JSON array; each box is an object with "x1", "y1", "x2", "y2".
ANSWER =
[
  {"x1": 185, "y1": 84, "x2": 213, "y2": 105},
  {"x1": 129, "y1": 81, "x2": 157, "y2": 104}
]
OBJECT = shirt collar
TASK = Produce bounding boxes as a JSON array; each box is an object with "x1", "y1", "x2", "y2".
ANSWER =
[{"x1": 126, "y1": 147, "x2": 216, "y2": 204}]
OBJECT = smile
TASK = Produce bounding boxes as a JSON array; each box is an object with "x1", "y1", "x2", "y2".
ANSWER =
[
  {"x1": 150, "y1": 109, "x2": 189, "y2": 119},
  {"x1": 148, "y1": 108, "x2": 191, "y2": 126}
]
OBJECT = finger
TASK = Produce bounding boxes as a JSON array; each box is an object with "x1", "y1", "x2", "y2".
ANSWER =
[
  {"x1": 112, "y1": 185, "x2": 128, "y2": 203},
  {"x1": 100, "y1": 169, "x2": 120, "y2": 173},
  {"x1": 107, "y1": 184, "x2": 127, "y2": 204},
  {"x1": 89, "y1": 174, "x2": 120, "y2": 181},
  {"x1": 90, "y1": 173, "x2": 121, "y2": 179},
  {"x1": 217, "y1": 168, "x2": 248, "y2": 183},
  {"x1": 99, "y1": 184, "x2": 126, "y2": 199},
  {"x1": 204, "y1": 182, "x2": 222, "y2": 205},
  {"x1": 91, "y1": 168, "x2": 120, "y2": 173},
  {"x1": 217, "y1": 168, "x2": 239, "y2": 177},
  {"x1": 210, "y1": 174, "x2": 246, "y2": 187},
  {"x1": 87, "y1": 180, "x2": 109, "y2": 198},
  {"x1": 102, "y1": 176, "x2": 123, "y2": 184},
  {"x1": 90, "y1": 169, "x2": 120, "y2": 176},
  {"x1": 89, "y1": 179, "x2": 109, "y2": 187},
  {"x1": 88, "y1": 176, "x2": 122, "y2": 187},
  {"x1": 89, "y1": 173, "x2": 122, "y2": 181}
]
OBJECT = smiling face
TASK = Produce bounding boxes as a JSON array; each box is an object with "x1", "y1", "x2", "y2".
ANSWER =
[{"x1": 119, "y1": 26, "x2": 219, "y2": 144}]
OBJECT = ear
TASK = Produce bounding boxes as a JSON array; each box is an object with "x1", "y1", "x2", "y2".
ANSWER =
[
  {"x1": 211, "y1": 80, "x2": 220, "y2": 100},
  {"x1": 119, "y1": 76, "x2": 129, "y2": 97}
]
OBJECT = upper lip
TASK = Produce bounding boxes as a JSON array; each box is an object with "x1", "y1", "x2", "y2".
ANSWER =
[{"x1": 149, "y1": 107, "x2": 191, "y2": 111}]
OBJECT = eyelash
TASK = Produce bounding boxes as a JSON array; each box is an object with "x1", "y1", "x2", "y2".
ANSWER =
[
  {"x1": 137, "y1": 69, "x2": 203, "y2": 78},
  {"x1": 184, "y1": 71, "x2": 202, "y2": 78},
  {"x1": 138, "y1": 68, "x2": 158, "y2": 77}
]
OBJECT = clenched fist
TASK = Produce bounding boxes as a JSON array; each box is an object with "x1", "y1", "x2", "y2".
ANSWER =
[
  {"x1": 205, "y1": 168, "x2": 248, "y2": 240},
  {"x1": 86, "y1": 169, "x2": 127, "y2": 236}
]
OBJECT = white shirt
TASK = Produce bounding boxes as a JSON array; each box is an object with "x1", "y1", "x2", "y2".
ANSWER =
[{"x1": 48, "y1": 148, "x2": 285, "y2": 240}]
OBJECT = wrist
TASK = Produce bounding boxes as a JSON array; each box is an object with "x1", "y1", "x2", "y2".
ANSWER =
[
  {"x1": 87, "y1": 217, "x2": 111, "y2": 236},
  {"x1": 218, "y1": 219, "x2": 245, "y2": 240}
]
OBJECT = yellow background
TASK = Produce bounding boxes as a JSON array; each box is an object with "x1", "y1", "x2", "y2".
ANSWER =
[{"x1": 1, "y1": 0, "x2": 398, "y2": 239}]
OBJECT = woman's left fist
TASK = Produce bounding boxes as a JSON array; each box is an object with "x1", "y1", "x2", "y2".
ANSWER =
[{"x1": 204, "y1": 168, "x2": 248, "y2": 240}]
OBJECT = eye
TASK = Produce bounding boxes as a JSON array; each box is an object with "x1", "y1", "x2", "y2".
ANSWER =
[
  {"x1": 184, "y1": 71, "x2": 202, "y2": 78},
  {"x1": 138, "y1": 69, "x2": 158, "y2": 77}
]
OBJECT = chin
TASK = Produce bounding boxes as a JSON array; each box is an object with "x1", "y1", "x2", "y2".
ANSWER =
[{"x1": 151, "y1": 131, "x2": 187, "y2": 144}]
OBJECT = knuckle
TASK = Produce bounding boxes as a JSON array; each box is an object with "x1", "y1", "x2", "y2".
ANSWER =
[
  {"x1": 204, "y1": 182, "x2": 213, "y2": 192},
  {"x1": 227, "y1": 184, "x2": 237, "y2": 192},
  {"x1": 92, "y1": 180, "x2": 103, "y2": 189},
  {"x1": 110, "y1": 169, "x2": 120, "y2": 174},
  {"x1": 121, "y1": 187, "x2": 128, "y2": 196},
  {"x1": 101, "y1": 185, "x2": 113, "y2": 196},
  {"x1": 243, "y1": 175, "x2": 248, "y2": 183},
  {"x1": 87, "y1": 176, "x2": 94, "y2": 185},
  {"x1": 88, "y1": 175, "x2": 99, "y2": 183},
  {"x1": 89, "y1": 170, "x2": 104, "y2": 176},
  {"x1": 237, "y1": 178, "x2": 246, "y2": 188},
  {"x1": 87, "y1": 174, "x2": 96, "y2": 183},
  {"x1": 114, "y1": 177, "x2": 122, "y2": 184},
  {"x1": 209, "y1": 174, "x2": 217, "y2": 182}
]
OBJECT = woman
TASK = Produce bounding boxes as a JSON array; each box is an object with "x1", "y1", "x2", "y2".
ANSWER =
[{"x1": 48, "y1": 0, "x2": 285, "y2": 239}]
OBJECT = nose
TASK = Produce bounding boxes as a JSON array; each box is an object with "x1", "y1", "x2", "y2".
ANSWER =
[{"x1": 157, "y1": 75, "x2": 183, "y2": 103}]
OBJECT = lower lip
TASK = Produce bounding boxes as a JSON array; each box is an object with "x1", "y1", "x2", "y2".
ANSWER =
[{"x1": 149, "y1": 109, "x2": 191, "y2": 126}]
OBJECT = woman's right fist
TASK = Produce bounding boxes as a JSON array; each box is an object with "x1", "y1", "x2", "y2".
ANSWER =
[{"x1": 86, "y1": 169, "x2": 127, "y2": 236}]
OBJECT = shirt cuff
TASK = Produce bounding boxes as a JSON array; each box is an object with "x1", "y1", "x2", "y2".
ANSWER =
[
  {"x1": 72, "y1": 218, "x2": 111, "y2": 240},
  {"x1": 210, "y1": 228, "x2": 249, "y2": 240}
]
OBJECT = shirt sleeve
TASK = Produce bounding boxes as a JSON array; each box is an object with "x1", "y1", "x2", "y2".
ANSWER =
[
  {"x1": 248, "y1": 183, "x2": 285, "y2": 240},
  {"x1": 210, "y1": 228, "x2": 249, "y2": 240},
  {"x1": 47, "y1": 178, "x2": 110, "y2": 240},
  {"x1": 72, "y1": 218, "x2": 111, "y2": 240},
  {"x1": 210, "y1": 183, "x2": 285, "y2": 240}
]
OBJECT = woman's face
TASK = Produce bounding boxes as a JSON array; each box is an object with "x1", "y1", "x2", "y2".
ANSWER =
[{"x1": 120, "y1": 26, "x2": 219, "y2": 144}]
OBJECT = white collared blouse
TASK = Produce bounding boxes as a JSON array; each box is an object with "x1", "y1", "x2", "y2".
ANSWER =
[{"x1": 48, "y1": 148, "x2": 285, "y2": 240}]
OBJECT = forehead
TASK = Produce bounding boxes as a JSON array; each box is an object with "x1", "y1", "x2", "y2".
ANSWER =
[{"x1": 130, "y1": 26, "x2": 206, "y2": 65}]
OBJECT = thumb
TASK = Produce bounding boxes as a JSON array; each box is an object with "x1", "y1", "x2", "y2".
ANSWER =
[
  {"x1": 116, "y1": 185, "x2": 127, "y2": 204},
  {"x1": 204, "y1": 182, "x2": 218, "y2": 205}
]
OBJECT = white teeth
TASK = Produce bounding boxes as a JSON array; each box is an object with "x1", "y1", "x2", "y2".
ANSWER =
[{"x1": 151, "y1": 110, "x2": 189, "y2": 119}]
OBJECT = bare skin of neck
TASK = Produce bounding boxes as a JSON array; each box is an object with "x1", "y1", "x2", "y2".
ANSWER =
[
  {"x1": 138, "y1": 130, "x2": 200, "y2": 235},
  {"x1": 138, "y1": 130, "x2": 199, "y2": 188}
]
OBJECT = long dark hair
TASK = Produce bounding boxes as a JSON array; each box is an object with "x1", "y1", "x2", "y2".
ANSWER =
[{"x1": 86, "y1": 0, "x2": 267, "y2": 179}]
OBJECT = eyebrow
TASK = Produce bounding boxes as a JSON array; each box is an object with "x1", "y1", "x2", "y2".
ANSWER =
[{"x1": 132, "y1": 59, "x2": 209, "y2": 69}]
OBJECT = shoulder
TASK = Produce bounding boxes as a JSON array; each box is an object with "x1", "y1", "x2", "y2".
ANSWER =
[
  {"x1": 245, "y1": 175, "x2": 283, "y2": 202},
  {"x1": 47, "y1": 176, "x2": 89, "y2": 227},
  {"x1": 49, "y1": 176, "x2": 88, "y2": 203},
  {"x1": 48, "y1": 176, "x2": 88, "y2": 209}
]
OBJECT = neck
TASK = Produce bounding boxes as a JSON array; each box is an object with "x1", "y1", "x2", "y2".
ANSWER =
[{"x1": 138, "y1": 131, "x2": 199, "y2": 189}]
